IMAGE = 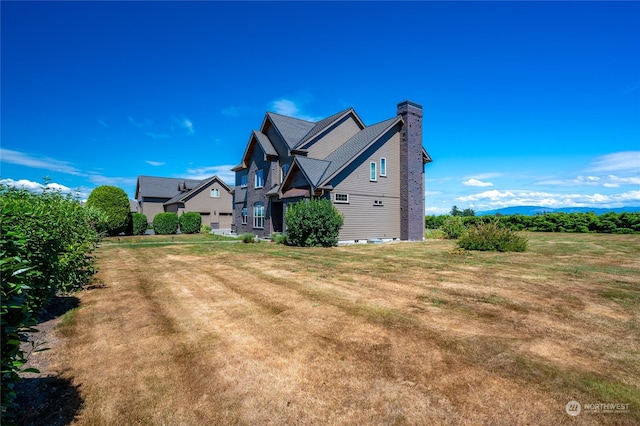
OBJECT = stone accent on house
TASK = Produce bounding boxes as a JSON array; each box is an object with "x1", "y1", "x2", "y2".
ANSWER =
[{"x1": 398, "y1": 100, "x2": 425, "y2": 241}]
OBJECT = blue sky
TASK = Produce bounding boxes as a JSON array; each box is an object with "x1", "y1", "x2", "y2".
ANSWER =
[{"x1": 1, "y1": 1, "x2": 639, "y2": 214}]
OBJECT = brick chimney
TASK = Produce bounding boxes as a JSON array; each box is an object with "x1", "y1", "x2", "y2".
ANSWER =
[{"x1": 398, "y1": 100, "x2": 425, "y2": 241}]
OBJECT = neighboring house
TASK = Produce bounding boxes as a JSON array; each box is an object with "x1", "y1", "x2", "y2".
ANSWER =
[
  {"x1": 135, "y1": 175, "x2": 234, "y2": 229},
  {"x1": 232, "y1": 100, "x2": 432, "y2": 242}
]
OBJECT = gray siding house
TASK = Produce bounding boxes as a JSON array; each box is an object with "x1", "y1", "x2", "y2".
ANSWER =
[
  {"x1": 135, "y1": 175, "x2": 233, "y2": 229},
  {"x1": 232, "y1": 101, "x2": 432, "y2": 242}
]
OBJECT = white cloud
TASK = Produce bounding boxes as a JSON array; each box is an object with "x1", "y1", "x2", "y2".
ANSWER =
[
  {"x1": 462, "y1": 178, "x2": 493, "y2": 187},
  {"x1": 145, "y1": 160, "x2": 166, "y2": 167},
  {"x1": 221, "y1": 106, "x2": 248, "y2": 117},
  {"x1": 0, "y1": 148, "x2": 83, "y2": 176},
  {"x1": 87, "y1": 174, "x2": 137, "y2": 187},
  {"x1": 184, "y1": 165, "x2": 236, "y2": 184},
  {"x1": 127, "y1": 116, "x2": 153, "y2": 129},
  {"x1": 456, "y1": 189, "x2": 640, "y2": 209},
  {"x1": 270, "y1": 98, "x2": 322, "y2": 122},
  {"x1": 98, "y1": 119, "x2": 109, "y2": 128},
  {"x1": 588, "y1": 151, "x2": 640, "y2": 173},
  {"x1": 173, "y1": 115, "x2": 195, "y2": 135},
  {"x1": 0, "y1": 178, "x2": 88, "y2": 198}
]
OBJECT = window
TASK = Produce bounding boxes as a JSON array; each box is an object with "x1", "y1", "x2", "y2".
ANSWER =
[
  {"x1": 210, "y1": 188, "x2": 220, "y2": 198},
  {"x1": 370, "y1": 162, "x2": 377, "y2": 181},
  {"x1": 334, "y1": 193, "x2": 349, "y2": 203},
  {"x1": 241, "y1": 207, "x2": 248, "y2": 224},
  {"x1": 380, "y1": 158, "x2": 387, "y2": 177},
  {"x1": 253, "y1": 202, "x2": 264, "y2": 228},
  {"x1": 280, "y1": 164, "x2": 289, "y2": 183},
  {"x1": 240, "y1": 175, "x2": 247, "y2": 188},
  {"x1": 255, "y1": 170, "x2": 264, "y2": 188}
]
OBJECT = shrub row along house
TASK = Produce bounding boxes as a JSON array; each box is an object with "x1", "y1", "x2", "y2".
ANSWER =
[
  {"x1": 232, "y1": 100, "x2": 432, "y2": 242},
  {"x1": 135, "y1": 175, "x2": 233, "y2": 229}
]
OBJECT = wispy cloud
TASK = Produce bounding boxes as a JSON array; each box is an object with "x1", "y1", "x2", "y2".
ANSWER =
[
  {"x1": 270, "y1": 98, "x2": 322, "y2": 122},
  {"x1": 98, "y1": 119, "x2": 109, "y2": 128},
  {"x1": 462, "y1": 178, "x2": 493, "y2": 187},
  {"x1": 184, "y1": 165, "x2": 236, "y2": 184},
  {"x1": 145, "y1": 132, "x2": 171, "y2": 140},
  {"x1": 127, "y1": 116, "x2": 153, "y2": 129},
  {"x1": 0, "y1": 148, "x2": 83, "y2": 175},
  {"x1": 173, "y1": 115, "x2": 195, "y2": 135},
  {"x1": 86, "y1": 174, "x2": 137, "y2": 187},
  {"x1": 587, "y1": 151, "x2": 640, "y2": 173},
  {"x1": 145, "y1": 160, "x2": 166, "y2": 167}
]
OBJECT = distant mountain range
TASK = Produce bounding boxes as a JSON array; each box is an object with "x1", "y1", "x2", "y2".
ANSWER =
[{"x1": 477, "y1": 206, "x2": 640, "y2": 216}]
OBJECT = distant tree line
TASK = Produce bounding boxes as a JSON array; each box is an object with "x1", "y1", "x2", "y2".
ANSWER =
[{"x1": 426, "y1": 210, "x2": 640, "y2": 234}]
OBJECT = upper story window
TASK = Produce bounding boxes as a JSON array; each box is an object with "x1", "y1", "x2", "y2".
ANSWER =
[
  {"x1": 240, "y1": 175, "x2": 247, "y2": 188},
  {"x1": 210, "y1": 188, "x2": 220, "y2": 198},
  {"x1": 280, "y1": 164, "x2": 289, "y2": 183},
  {"x1": 370, "y1": 162, "x2": 377, "y2": 182},
  {"x1": 380, "y1": 158, "x2": 387, "y2": 177},
  {"x1": 255, "y1": 169, "x2": 264, "y2": 188}
]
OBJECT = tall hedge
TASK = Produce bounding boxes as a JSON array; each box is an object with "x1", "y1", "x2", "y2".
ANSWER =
[
  {"x1": 131, "y1": 213, "x2": 148, "y2": 236},
  {"x1": 153, "y1": 212, "x2": 179, "y2": 235},
  {"x1": 85, "y1": 185, "x2": 131, "y2": 236},
  {"x1": 179, "y1": 212, "x2": 201, "y2": 234},
  {"x1": 285, "y1": 198, "x2": 343, "y2": 247},
  {"x1": 1, "y1": 185, "x2": 99, "y2": 423}
]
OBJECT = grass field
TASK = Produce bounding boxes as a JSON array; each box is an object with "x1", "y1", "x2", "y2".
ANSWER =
[{"x1": 35, "y1": 233, "x2": 639, "y2": 424}]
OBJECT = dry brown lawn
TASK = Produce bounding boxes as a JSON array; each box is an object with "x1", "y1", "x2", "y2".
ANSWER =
[{"x1": 32, "y1": 233, "x2": 640, "y2": 424}]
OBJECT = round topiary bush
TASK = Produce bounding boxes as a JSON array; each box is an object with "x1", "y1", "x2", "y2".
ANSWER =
[
  {"x1": 179, "y1": 212, "x2": 201, "y2": 234},
  {"x1": 153, "y1": 212, "x2": 179, "y2": 235},
  {"x1": 131, "y1": 213, "x2": 148, "y2": 236},
  {"x1": 85, "y1": 185, "x2": 131, "y2": 236},
  {"x1": 285, "y1": 198, "x2": 344, "y2": 247}
]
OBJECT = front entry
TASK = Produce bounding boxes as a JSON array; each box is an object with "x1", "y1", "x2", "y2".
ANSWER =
[{"x1": 271, "y1": 202, "x2": 283, "y2": 233}]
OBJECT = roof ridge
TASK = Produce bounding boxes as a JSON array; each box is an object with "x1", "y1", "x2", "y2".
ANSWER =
[{"x1": 294, "y1": 107, "x2": 353, "y2": 148}]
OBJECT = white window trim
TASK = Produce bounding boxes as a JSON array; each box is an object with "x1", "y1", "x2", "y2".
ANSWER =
[
  {"x1": 334, "y1": 193, "x2": 349, "y2": 204},
  {"x1": 210, "y1": 188, "x2": 220, "y2": 198},
  {"x1": 253, "y1": 203, "x2": 265, "y2": 229},
  {"x1": 255, "y1": 170, "x2": 264, "y2": 189},
  {"x1": 370, "y1": 161, "x2": 377, "y2": 182},
  {"x1": 240, "y1": 175, "x2": 247, "y2": 188},
  {"x1": 241, "y1": 207, "x2": 248, "y2": 225},
  {"x1": 380, "y1": 157, "x2": 387, "y2": 177},
  {"x1": 280, "y1": 164, "x2": 289, "y2": 184}
]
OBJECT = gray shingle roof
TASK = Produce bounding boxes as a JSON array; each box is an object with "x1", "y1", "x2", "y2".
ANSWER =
[
  {"x1": 163, "y1": 176, "x2": 231, "y2": 206},
  {"x1": 136, "y1": 176, "x2": 202, "y2": 199},
  {"x1": 253, "y1": 130, "x2": 278, "y2": 157},
  {"x1": 294, "y1": 108, "x2": 353, "y2": 148},
  {"x1": 317, "y1": 116, "x2": 401, "y2": 185},
  {"x1": 295, "y1": 157, "x2": 330, "y2": 187},
  {"x1": 266, "y1": 112, "x2": 316, "y2": 150}
]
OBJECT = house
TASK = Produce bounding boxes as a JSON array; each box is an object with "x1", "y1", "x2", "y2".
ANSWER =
[
  {"x1": 232, "y1": 100, "x2": 432, "y2": 242},
  {"x1": 134, "y1": 175, "x2": 234, "y2": 229}
]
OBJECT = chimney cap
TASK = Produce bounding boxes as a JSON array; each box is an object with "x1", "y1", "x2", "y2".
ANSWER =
[{"x1": 397, "y1": 100, "x2": 422, "y2": 110}]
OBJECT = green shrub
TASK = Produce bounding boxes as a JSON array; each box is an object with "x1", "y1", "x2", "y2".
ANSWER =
[
  {"x1": 153, "y1": 212, "x2": 179, "y2": 235},
  {"x1": 179, "y1": 212, "x2": 201, "y2": 234},
  {"x1": 440, "y1": 216, "x2": 466, "y2": 239},
  {"x1": 271, "y1": 232, "x2": 287, "y2": 244},
  {"x1": 85, "y1": 186, "x2": 131, "y2": 236},
  {"x1": 285, "y1": 198, "x2": 344, "y2": 247},
  {"x1": 131, "y1": 213, "x2": 148, "y2": 236},
  {"x1": 240, "y1": 233, "x2": 255, "y2": 243},
  {"x1": 200, "y1": 224, "x2": 212, "y2": 234},
  {"x1": 1, "y1": 184, "x2": 99, "y2": 423},
  {"x1": 457, "y1": 221, "x2": 528, "y2": 252}
]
